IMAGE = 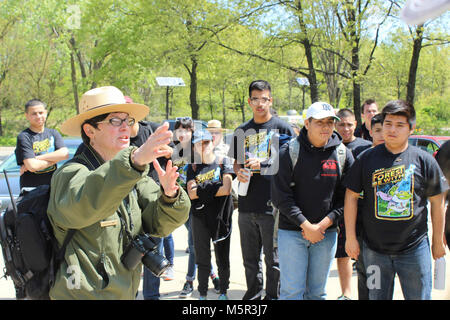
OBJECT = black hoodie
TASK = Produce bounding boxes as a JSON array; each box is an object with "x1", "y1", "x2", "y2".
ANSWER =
[{"x1": 272, "y1": 127, "x2": 354, "y2": 231}]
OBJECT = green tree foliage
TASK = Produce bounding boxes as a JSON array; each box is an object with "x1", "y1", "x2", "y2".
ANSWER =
[{"x1": 0, "y1": 0, "x2": 447, "y2": 142}]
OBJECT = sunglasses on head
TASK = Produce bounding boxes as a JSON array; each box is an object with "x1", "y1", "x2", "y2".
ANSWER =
[{"x1": 176, "y1": 117, "x2": 192, "y2": 122}]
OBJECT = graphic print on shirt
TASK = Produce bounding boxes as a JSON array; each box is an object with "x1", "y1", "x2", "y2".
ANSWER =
[
  {"x1": 33, "y1": 136, "x2": 55, "y2": 154},
  {"x1": 173, "y1": 160, "x2": 188, "y2": 188},
  {"x1": 372, "y1": 164, "x2": 415, "y2": 220},
  {"x1": 321, "y1": 159, "x2": 338, "y2": 177},
  {"x1": 33, "y1": 136, "x2": 56, "y2": 174},
  {"x1": 195, "y1": 167, "x2": 221, "y2": 184},
  {"x1": 244, "y1": 130, "x2": 274, "y2": 173}
]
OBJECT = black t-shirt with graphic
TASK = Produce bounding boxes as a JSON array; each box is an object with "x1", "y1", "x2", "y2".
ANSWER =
[
  {"x1": 186, "y1": 157, "x2": 235, "y2": 218},
  {"x1": 15, "y1": 128, "x2": 65, "y2": 188},
  {"x1": 344, "y1": 144, "x2": 449, "y2": 254},
  {"x1": 227, "y1": 117, "x2": 294, "y2": 214}
]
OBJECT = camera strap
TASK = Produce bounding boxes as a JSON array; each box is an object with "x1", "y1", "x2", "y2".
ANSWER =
[{"x1": 117, "y1": 192, "x2": 136, "y2": 243}]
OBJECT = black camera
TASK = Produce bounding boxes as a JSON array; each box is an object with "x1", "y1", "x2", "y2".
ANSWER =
[{"x1": 121, "y1": 234, "x2": 170, "y2": 277}]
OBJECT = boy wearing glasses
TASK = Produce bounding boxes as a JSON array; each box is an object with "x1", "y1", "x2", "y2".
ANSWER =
[{"x1": 228, "y1": 80, "x2": 293, "y2": 300}]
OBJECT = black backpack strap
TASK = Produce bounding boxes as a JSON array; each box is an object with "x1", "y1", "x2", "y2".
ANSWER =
[
  {"x1": 52, "y1": 143, "x2": 100, "y2": 266},
  {"x1": 56, "y1": 229, "x2": 76, "y2": 263},
  {"x1": 49, "y1": 229, "x2": 77, "y2": 289}
]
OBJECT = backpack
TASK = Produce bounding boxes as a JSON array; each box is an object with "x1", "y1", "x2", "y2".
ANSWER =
[
  {"x1": 0, "y1": 160, "x2": 85, "y2": 299},
  {"x1": 272, "y1": 138, "x2": 347, "y2": 249},
  {"x1": 287, "y1": 138, "x2": 347, "y2": 183}
]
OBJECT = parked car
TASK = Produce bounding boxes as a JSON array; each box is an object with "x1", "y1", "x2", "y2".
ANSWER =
[
  {"x1": 408, "y1": 135, "x2": 450, "y2": 157},
  {"x1": 0, "y1": 138, "x2": 83, "y2": 211},
  {"x1": 165, "y1": 119, "x2": 207, "y2": 132},
  {"x1": 279, "y1": 109, "x2": 305, "y2": 126}
]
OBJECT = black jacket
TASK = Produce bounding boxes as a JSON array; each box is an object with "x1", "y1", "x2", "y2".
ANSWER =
[
  {"x1": 354, "y1": 123, "x2": 372, "y2": 142},
  {"x1": 191, "y1": 180, "x2": 234, "y2": 243},
  {"x1": 272, "y1": 127, "x2": 354, "y2": 231}
]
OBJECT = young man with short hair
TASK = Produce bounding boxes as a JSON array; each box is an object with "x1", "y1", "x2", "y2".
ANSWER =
[
  {"x1": 355, "y1": 99, "x2": 379, "y2": 142},
  {"x1": 369, "y1": 113, "x2": 384, "y2": 147},
  {"x1": 336, "y1": 108, "x2": 372, "y2": 156},
  {"x1": 272, "y1": 102, "x2": 354, "y2": 300},
  {"x1": 15, "y1": 99, "x2": 69, "y2": 188},
  {"x1": 344, "y1": 100, "x2": 448, "y2": 300},
  {"x1": 228, "y1": 80, "x2": 294, "y2": 300}
]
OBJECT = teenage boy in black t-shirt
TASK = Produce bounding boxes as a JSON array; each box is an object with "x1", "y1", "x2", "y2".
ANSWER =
[
  {"x1": 227, "y1": 80, "x2": 294, "y2": 300},
  {"x1": 15, "y1": 99, "x2": 68, "y2": 188},
  {"x1": 344, "y1": 100, "x2": 448, "y2": 300}
]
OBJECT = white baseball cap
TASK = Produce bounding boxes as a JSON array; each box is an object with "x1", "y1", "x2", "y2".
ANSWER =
[{"x1": 306, "y1": 102, "x2": 340, "y2": 121}]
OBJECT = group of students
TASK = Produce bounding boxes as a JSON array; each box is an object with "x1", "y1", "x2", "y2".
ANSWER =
[{"x1": 14, "y1": 80, "x2": 448, "y2": 300}]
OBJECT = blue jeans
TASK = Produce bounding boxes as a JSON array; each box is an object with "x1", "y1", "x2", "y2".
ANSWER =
[
  {"x1": 185, "y1": 216, "x2": 197, "y2": 281},
  {"x1": 142, "y1": 237, "x2": 164, "y2": 300},
  {"x1": 278, "y1": 228, "x2": 337, "y2": 300},
  {"x1": 362, "y1": 237, "x2": 432, "y2": 300},
  {"x1": 163, "y1": 234, "x2": 174, "y2": 265}
]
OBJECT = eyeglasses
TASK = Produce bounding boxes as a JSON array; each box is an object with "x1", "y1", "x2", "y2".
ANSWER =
[
  {"x1": 97, "y1": 117, "x2": 136, "y2": 127},
  {"x1": 249, "y1": 97, "x2": 271, "y2": 105}
]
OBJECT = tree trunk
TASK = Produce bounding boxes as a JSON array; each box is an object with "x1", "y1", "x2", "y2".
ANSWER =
[
  {"x1": 406, "y1": 25, "x2": 424, "y2": 105},
  {"x1": 0, "y1": 71, "x2": 7, "y2": 136},
  {"x1": 70, "y1": 52, "x2": 80, "y2": 114},
  {"x1": 348, "y1": 4, "x2": 362, "y2": 126},
  {"x1": 221, "y1": 84, "x2": 227, "y2": 128},
  {"x1": 188, "y1": 57, "x2": 200, "y2": 120},
  {"x1": 352, "y1": 47, "x2": 361, "y2": 125},
  {"x1": 241, "y1": 100, "x2": 246, "y2": 123},
  {"x1": 237, "y1": 91, "x2": 246, "y2": 123},
  {"x1": 165, "y1": 86, "x2": 170, "y2": 119},
  {"x1": 296, "y1": 0, "x2": 319, "y2": 103}
]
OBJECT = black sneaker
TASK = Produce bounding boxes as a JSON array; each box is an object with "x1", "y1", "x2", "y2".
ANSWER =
[
  {"x1": 179, "y1": 281, "x2": 193, "y2": 298},
  {"x1": 212, "y1": 276, "x2": 220, "y2": 294}
]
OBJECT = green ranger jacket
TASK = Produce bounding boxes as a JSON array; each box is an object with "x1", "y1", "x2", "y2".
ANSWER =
[{"x1": 47, "y1": 145, "x2": 190, "y2": 300}]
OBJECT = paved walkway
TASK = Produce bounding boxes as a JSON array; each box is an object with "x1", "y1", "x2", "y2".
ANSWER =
[{"x1": 0, "y1": 209, "x2": 449, "y2": 300}]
